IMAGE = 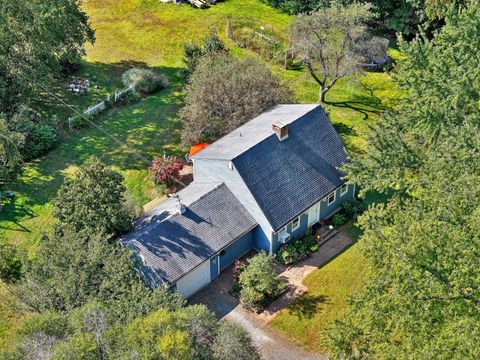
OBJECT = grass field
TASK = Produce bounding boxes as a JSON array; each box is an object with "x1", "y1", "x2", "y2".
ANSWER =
[
  {"x1": 0, "y1": 0, "x2": 401, "y2": 350},
  {"x1": 270, "y1": 225, "x2": 369, "y2": 353}
]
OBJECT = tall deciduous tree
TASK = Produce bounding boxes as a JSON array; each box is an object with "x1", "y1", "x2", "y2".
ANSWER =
[
  {"x1": 0, "y1": 0, "x2": 95, "y2": 114},
  {"x1": 183, "y1": 28, "x2": 227, "y2": 78},
  {"x1": 52, "y1": 157, "x2": 132, "y2": 237},
  {"x1": 180, "y1": 54, "x2": 292, "y2": 145},
  {"x1": 0, "y1": 118, "x2": 23, "y2": 190},
  {"x1": 328, "y1": 4, "x2": 480, "y2": 358},
  {"x1": 213, "y1": 321, "x2": 262, "y2": 360},
  {"x1": 289, "y1": 3, "x2": 375, "y2": 103}
]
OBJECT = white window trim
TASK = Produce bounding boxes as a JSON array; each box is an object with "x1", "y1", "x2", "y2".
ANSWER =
[
  {"x1": 278, "y1": 226, "x2": 287, "y2": 234},
  {"x1": 291, "y1": 216, "x2": 300, "y2": 231},
  {"x1": 327, "y1": 191, "x2": 336, "y2": 206},
  {"x1": 340, "y1": 184, "x2": 348, "y2": 196}
]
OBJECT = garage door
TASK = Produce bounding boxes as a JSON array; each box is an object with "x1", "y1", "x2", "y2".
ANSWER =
[{"x1": 176, "y1": 260, "x2": 211, "y2": 298}]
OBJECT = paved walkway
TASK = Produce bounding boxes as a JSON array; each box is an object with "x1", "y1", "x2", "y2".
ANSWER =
[{"x1": 190, "y1": 231, "x2": 353, "y2": 360}]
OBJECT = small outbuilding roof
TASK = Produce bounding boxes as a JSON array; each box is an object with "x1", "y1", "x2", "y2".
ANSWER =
[{"x1": 121, "y1": 183, "x2": 257, "y2": 285}]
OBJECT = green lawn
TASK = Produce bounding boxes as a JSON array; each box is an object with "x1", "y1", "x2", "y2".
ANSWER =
[
  {"x1": 0, "y1": 0, "x2": 402, "y2": 350},
  {"x1": 270, "y1": 225, "x2": 369, "y2": 353}
]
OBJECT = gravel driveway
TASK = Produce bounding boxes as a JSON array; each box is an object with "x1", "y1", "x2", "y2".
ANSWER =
[{"x1": 190, "y1": 232, "x2": 353, "y2": 360}]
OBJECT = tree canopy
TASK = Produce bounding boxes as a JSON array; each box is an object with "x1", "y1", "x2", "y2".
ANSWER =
[
  {"x1": 0, "y1": 0, "x2": 94, "y2": 114},
  {"x1": 0, "y1": 118, "x2": 23, "y2": 189},
  {"x1": 52, "y1": 156, "x2": 132, "y2": 237},
  {"x1": 328, "y1": 4, "x2": 480, "y2": 358},
  {"x1": 180, "y1": 53, "x2": 292, "y2": 145},
  {"x1": 289, "y1": 3, "x2": 377, "y2": 102}
]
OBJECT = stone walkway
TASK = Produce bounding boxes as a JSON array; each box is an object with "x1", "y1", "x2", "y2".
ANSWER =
[
  {"x1": 258, "y1": 231, "x2": 353, "y2": 322},
  {"x1": 190, "y1": 231, "x2": 353, "y2": 360}
]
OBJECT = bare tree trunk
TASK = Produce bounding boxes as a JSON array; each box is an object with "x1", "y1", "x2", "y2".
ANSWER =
[{"x1": 319, "y1": 87, "x2": 326, "y2": 103}]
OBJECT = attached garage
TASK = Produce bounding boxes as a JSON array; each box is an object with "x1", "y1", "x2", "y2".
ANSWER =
[
  {"x1": 176, "y1": 260, "x2": 211, "y2": 298},
  {"x1": 219, "y1": 230, "x2": 254, "y2": 270},
  {"x1": 121, "y1": 183, "x2": 258, "y2": 299}
]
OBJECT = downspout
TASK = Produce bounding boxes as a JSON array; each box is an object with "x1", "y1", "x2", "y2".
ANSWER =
[{"x1": 270, "y1": 230, "x2": 274, "y2": 255}]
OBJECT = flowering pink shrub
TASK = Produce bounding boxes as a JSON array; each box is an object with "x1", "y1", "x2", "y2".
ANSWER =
[{"x1": 148, "y1": 156, "x2": 184, "y2": 187}]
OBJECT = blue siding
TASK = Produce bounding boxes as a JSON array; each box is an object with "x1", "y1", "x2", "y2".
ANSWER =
[
  {"x1": 253, "y1": 226, "x2": 270, "y2": 253},
  {"x1": 271, "y1": 213, "x2": 309, "y2": 253},
  {"x1": 210, "y1": 255, "x2": 219, "y2": 280},
  {"x1": 220, "y1": 230, "x2": 254, "y2": 270},
  {"x1": 320, "y1": 184, "x2": 354, "y2": 219}
]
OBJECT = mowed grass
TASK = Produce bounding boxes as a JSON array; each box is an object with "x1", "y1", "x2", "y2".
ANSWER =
[
  {"x1": 0, "y1": 0, "x2": 402, "y2": 350},
  {"x1": 1, "y1": 0, "x2": 290, "y2": 251},
  {"x1": 270, "y1": 226, "x2": 369, "y2": 353}
]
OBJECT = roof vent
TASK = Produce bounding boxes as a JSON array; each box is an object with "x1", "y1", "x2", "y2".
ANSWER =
[
  {"x1": 172, "y1": 194, "x2": 186, "y2": 215},
  {"x1": 272, "y1": 121, "x2": 289, "y2": 141}
]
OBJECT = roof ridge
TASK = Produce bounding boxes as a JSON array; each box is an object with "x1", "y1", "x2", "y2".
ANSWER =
[
  {"x1": 231, "y1": 105, "x2": 320, "y2": 162},
  {"x1": 178, "y1": 182, "x2": 225, "y2": 209},
  {"x1": 192, "y1": 104, "x2": 320, "y2": 161}
]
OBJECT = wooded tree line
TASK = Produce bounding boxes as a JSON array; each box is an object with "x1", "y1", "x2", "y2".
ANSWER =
[
  {"x1": 261, "y1": 0, "x2": 466, "y2": 35},
  {"x1": 327, "y1": 3, "x2": 480, "y2": 358}
]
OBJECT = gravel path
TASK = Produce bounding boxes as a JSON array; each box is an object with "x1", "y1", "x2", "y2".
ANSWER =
[
  {"x1": 190, "y1": 231, "x2": 353, "y2": 360},
  {"x1": 225, "y1": 305, "x2": 325, "y2": 360}
]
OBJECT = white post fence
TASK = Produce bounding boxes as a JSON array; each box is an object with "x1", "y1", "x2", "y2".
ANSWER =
[{"x1": 68, "y1": 84, "x2": 136, "y2": 129}]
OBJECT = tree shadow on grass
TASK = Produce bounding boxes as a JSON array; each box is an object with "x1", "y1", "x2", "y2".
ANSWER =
[
  {"x1": 2, "y1": 61, "x2": 186, "y2": 237},
  {"x1": 326, "y1": 83, "x2": 389, "y2": 121},
  {"x1": 0, "y1": 199, "x2": 36, "y2": 233},
  {"x1": 288, "y1": 293, "x2": 330, "y2": 320}
]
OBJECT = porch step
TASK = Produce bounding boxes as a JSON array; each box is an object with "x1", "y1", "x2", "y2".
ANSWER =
[{"x1": 318, "y1": 229, "x2": 338, "y2": 246}]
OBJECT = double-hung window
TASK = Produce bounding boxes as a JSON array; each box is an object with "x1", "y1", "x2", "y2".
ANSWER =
[
  {"x1": 291, "y1": 216, "x2": 300, "y2": 231},
  {"x1": 327, "y1": 191, "x2": 336, "y2": 206},
  {"x1": 340, "y1": 184, "x2": 348, "y2": 196}
]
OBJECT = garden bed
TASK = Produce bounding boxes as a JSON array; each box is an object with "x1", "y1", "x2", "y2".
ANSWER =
[{"x1": 275, "y1": 233, "x2": 320, "y2": 266}]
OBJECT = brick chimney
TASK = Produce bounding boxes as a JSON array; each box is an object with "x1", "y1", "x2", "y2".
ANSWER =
[{"x1": 272, "y1": 121, "x2": 289, "y2": 141}]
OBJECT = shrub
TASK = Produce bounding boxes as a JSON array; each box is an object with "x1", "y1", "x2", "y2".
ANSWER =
[
  {"x1": 276, "y1": 234, "x2": 318, "y2": 265},
  {"x1": 332, "y1": 213, "x2": 348, "y2": 227},
  {"x1": 121, "y1": 68, "x2": 168, "y2": 95},
  {"x1": 340, "y1": 198, "x2": 365, "y2": 219},
  {"x1": 117, "y1": 90, "x2": 142, "y2": 106},
  {"x1": 9, "y1": 110, "x2": 58, "y2": 160},
  {"x1": 69, "y1": 114, "x2": 93, "y2": 129},
  {"x1": 148, "y1": 156, "x2": 184, "y2": 187},
  {"x1": 0, "y1": 243, "x2": 22, "y2": 282},
  {"x1": 232, "y1": 260, "x2": 246, "y2": 283},
  {"x1": 239, "y1": 252, "x2": 286, "y2": 311},
  {"x1": 21, "y1": 123, "x2": 57, "y2": 160},
  {"x1": 213, "y1": 321, "x2": 262, "y2": 360}
]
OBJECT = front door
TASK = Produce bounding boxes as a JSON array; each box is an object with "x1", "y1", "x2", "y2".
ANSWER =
[
  {"x1": 210, "y1": 255, "x2": 220, "y2": 280},
  {"x1": 308, "y1": 203, "x2": 320, "y2": 226}
]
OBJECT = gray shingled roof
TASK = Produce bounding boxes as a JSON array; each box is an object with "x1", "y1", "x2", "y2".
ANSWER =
[
  {"x1": 192, "y1": 104, "x2": 319, "y2": 160},
  {"x1": 122, "y1": 183, "x2": 257, "y2": 285},
  {"x1": 232, "y1": 106, "x2": 348, "y2": 231}
]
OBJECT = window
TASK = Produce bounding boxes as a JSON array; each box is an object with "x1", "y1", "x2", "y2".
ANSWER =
[
  {"x1": 340, "y1": 184, "x2": 348, "y2": 196},
  {"x1": 327, "y1": 191, "x2": 336, "y2": 206},
  {"x1": 278, "y1": 226, "x2": 287, "y2": 234},
  {"x1": 292, "y1": 216, "x2": 300, "y2": 231}
]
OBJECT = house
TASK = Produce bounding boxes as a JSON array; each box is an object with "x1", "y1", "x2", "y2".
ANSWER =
[{"x1": 121, "y1": 104, "x2": 354, "y2": 298}]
